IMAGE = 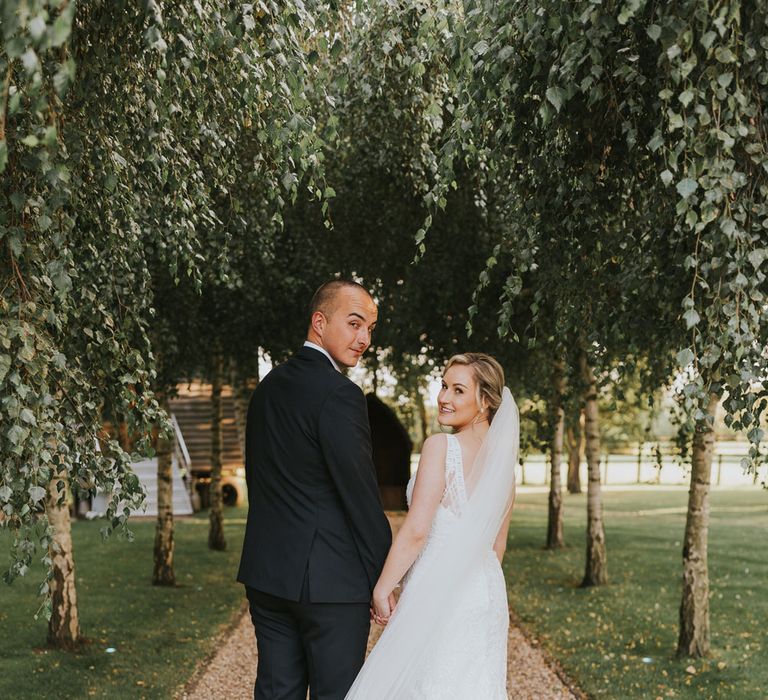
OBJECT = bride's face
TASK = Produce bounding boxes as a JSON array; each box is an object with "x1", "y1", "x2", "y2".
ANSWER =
[{"x1": 437, "y1": 364, "x2": 485, "y2": 430}]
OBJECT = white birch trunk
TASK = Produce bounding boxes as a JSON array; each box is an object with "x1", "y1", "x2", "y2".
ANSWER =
[
  {"x1": 579, "y1": 350, "x2": 607, "y2": 586},
  {"x1": 566, "y1": 419, "x2": 583, "y2": 494},
  {"x1": 47, "y1": 470, "x2": 81, "y2": 649},
  {"x1": 547, "y1": 360, "x2": 565, "y2": 549},
  {"x1": 209, "y1": 350, "x2": 226, "y2": 551},
  {"x1": 153, "y1": 394, "x2": 175, "y2": 585},
  {"x1": 677, "y1": 393, "x2": 718, "y2": 657}
]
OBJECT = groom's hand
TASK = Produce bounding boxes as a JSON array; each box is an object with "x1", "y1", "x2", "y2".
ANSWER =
[
  {"x1": 372, "y1": 590, "x2": 392, "y2": 625},
  {"x1": 388, "y1": 592, "x2": 397, "y2": 616}
]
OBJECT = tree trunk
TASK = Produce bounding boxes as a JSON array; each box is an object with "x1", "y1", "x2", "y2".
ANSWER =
[
  {"x1": 231, "y1": 360, "x2": 259, "y2": 456},
  {"x1": 47, "y1": 469, "x2": 81, "y2": 650},
  {"x1": 677, "y1": 393, "x2": 719, "y2": 657},
  {"x1": 370, "y1": 347, "x2": 379, "y2": 395},
  {"x1": 231, "y1": 372, "x2": 247, "y2": 453},
  {"x1": 417, "y1": 388, "x2": 429, "y2": 446},
  {"x1": 566, "y1": 419, "x2": 583, "y2": 494},
  {"x1": 153, "y1": 394, "x2": 175, "y2": 586},
  {"x1": 117, "y1": 420, "x2": 131, "y2": 452},
  {"x1": 546, "y1": 360, "x2": 565, "y2": 549},
  {"x1": 579, "y1": 350, "x2": 607, "y2": 586},
  {"x1": 209, "y1": 350, "x2": 226, "y2": 551}
]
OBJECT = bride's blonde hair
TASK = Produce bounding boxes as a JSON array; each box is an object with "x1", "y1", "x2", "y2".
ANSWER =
[{"x1": 444, "y1": 353, "x2": 505, "y2": 422}]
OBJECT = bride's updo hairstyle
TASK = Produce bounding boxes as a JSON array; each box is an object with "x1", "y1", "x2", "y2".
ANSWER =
[{"x1": 445, "y1": 353, "x2": 505, "y2": 422}]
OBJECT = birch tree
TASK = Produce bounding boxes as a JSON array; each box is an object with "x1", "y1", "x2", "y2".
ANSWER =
[
  {"x1": 546, "y1": 360, "x2": 566, "y2": 550},
  {"x1": 422, "y1": 0, "x2": 768, "y2": 653},
  {"x1": 2, "y1": 0, "x2": 337, "y2": 638}
]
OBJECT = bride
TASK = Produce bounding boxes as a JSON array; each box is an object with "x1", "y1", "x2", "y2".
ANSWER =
[{"x1": 346, "y1": 353, "x2": 519, "y2": 700}]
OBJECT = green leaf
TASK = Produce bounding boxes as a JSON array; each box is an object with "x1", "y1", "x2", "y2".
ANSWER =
[
  {"x1": 720, "y1": 218, "x2": 736, "y2": 236},
  {"x1": 497, "y1": 46, "x2": 514, "y2": 62},
  {"x1": 667, "y1": 44, "x2": 681, "y2": 60},
  {"x1": 676, "y1": 178, "x2": 698, "y2": 198},
  {"x1": 0, "y1": 354, "x2": 10, "y2": 382},
  {"x1": 53, "y1": 269, "x2": 73, "y2": 292},
  {"x1": 20, "y1": 408, "x2": 36, "y2": 425},
  {"x1": 0, "y1": 141, "x2": 7, "y2": 174},
  {"x1": 8, "y1": 90, "x2": 20, "y2": 116},
  {"x1": 734, "y1": 272, "x2": 748, "y2": 287},
  {"x1": 28, "y1": 485, "x2": 47, "y2": 504},
  {"x1": 678, "y1": 90, "x2": 694, "y2": 108},
  {"x1": 647, "y1": 24, "x2": 661, "y2": 42},
  {"x1": 715, "y1": 47, "x2": 736, "y2": 63},
  {"x1": 717, "y1": 72, "x2": 733, "y2": 88},
  {"x1": 53, "y1": 59, "x2": 76, "y2": 97},
  {"x1": 51, "y1": 10, "x2": 74, "y2": 47},
  {"x1": 683, "y1": 308, "x2": 700, "y2": 329},
  {"x1": 38, "y1": 214, "x2": 53, "y2": 231},
  {"x1": 647, "y1": 133, "x2": 664, "y2": 151},
  {"x1": 676, "y1": 348, "x2": 695, "y2": 367},
  {"x1": 545, "y1": 86, "x2": 567, "y2": 112},
  {"x1": 538, "y1": 101, "x2": 553, "y2": 125},
  {"x1": 701, "y1": 31, "x2": 717, "y2": 50},
  {"x1": 660, "y1": 169, "x2": 673, "y2": 186},
  {"x1": 281, "y1": 171, "x2": 297, "y2": 190},
  {"x1": 7, "y1": 425, "x2": 29, "y2": 446},
  {"x1": 668, "y1": 112, "x2": 684, "y2": 130},
  {"x1": 21, "y1": 49, "x2": 39, "y2": 73},
  {"x1": 747, "y1": 249, "x2": 766, "y2": 270},
  {"x1": 29, "y1": 16, "x2": 47, "y2": 41}
]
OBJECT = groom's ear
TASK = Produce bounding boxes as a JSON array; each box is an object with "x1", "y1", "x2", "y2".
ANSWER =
[{"x1": 311, "y1": 310, "x2": 326, "y2": 335}]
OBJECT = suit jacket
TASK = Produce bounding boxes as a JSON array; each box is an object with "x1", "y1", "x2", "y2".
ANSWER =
[{"x1": 237, "y1": 345, "x2": 392, "y2": 603}]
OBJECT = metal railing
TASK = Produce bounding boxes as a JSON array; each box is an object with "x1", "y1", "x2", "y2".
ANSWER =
[{"x1": 170, "y1": 413, "x2": 191, "y2": 472}]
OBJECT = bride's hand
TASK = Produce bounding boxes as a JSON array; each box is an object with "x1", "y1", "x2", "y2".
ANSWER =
[{"x1": 372, "y1": 587, "x2": 392, "y2": 625}]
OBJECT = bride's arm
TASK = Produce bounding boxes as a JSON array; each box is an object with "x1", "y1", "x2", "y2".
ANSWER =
[
  {"x1": 371, "y1": 434, "x2": 447, "y2": 618},
  {"x1": 492, "y1": 496, "x2": 515, "y2": 563}
]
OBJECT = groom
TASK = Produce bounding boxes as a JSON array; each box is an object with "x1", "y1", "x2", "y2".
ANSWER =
[{"x1": 237, "y1": 280, "x2": 392, "y2": 700}]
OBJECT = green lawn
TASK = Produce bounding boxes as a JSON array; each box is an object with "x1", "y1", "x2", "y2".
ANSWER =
[
  {"x1": 3, "y1": 491, "x2": 765, "y2": 699},
  {"x1": 0, "y1": 508, "x2": 248, "y2": 699},
  {"x1": 504, "y1": 488, "x2": 768, "y2": 700}
]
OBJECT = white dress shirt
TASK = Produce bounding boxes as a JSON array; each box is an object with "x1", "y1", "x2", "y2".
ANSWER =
[{"x1": 303, "y1": 341, "x2": 341, "y2": 372}]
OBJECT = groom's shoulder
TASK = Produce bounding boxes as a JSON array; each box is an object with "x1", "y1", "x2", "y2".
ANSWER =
[{"x1": 264, "y1": 350, "x2": 351, "y2": 391}]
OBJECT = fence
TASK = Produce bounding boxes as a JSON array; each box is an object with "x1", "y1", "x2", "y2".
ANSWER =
[{"x1": 410, "y1": 441, "x2": 767, "y2": 488}]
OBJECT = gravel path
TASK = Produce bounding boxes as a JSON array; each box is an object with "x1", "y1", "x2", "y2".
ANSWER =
[{"x1": 180, "y1": 515, "x2": 581, "y2": 700}]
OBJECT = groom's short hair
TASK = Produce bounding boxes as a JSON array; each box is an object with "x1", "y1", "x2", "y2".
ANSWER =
[{"x1": 309, "y1": 279, "x2": 372, "y2": 320}]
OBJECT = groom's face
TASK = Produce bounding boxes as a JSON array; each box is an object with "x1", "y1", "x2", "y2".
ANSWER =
[{"x1": 316, "y1": 288, "x2": 378, "y2": 368}]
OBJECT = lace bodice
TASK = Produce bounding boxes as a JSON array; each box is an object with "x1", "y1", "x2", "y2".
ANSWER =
[{"x1": 406, "y1": 433, "x2": 466, "y2": 514}]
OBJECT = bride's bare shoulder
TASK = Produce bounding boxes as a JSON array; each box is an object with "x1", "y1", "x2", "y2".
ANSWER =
[
  {"x1": 421, "y1": 432, "x2": 448, "y2": 457},
  {"x1": 413, "y1": 434, "x2": 447, "y2": 472},
  {"x1": 411, "y1": 434, "x2": 448, "y2": 496}
]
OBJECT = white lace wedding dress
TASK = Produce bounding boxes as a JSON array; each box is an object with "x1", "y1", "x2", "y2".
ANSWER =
[
  {"x1": 346, "y1": 390, "x2": 518, "y2": 700},
  {"x1": 400, "y1": 433, "x2": 509, "y2": 699}
]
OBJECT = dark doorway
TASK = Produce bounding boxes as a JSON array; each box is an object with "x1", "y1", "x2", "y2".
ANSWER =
[{"x1": 366, "y1": 394, "x2": 412, "y2": 510}]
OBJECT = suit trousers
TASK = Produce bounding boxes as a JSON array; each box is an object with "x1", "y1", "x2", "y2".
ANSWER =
[{"x1": 245, "y1": 579, "x2": 370, "y2": 700}]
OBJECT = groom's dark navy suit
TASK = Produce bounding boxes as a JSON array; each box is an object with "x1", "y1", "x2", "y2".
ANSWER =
[{"x1": 237, "y1": 345, "x2": 391, "y2": 700}]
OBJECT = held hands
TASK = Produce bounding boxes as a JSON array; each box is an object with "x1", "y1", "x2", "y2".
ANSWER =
[{"x1": 371, "y1": 588, "x2": 398, "y2": 626}]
